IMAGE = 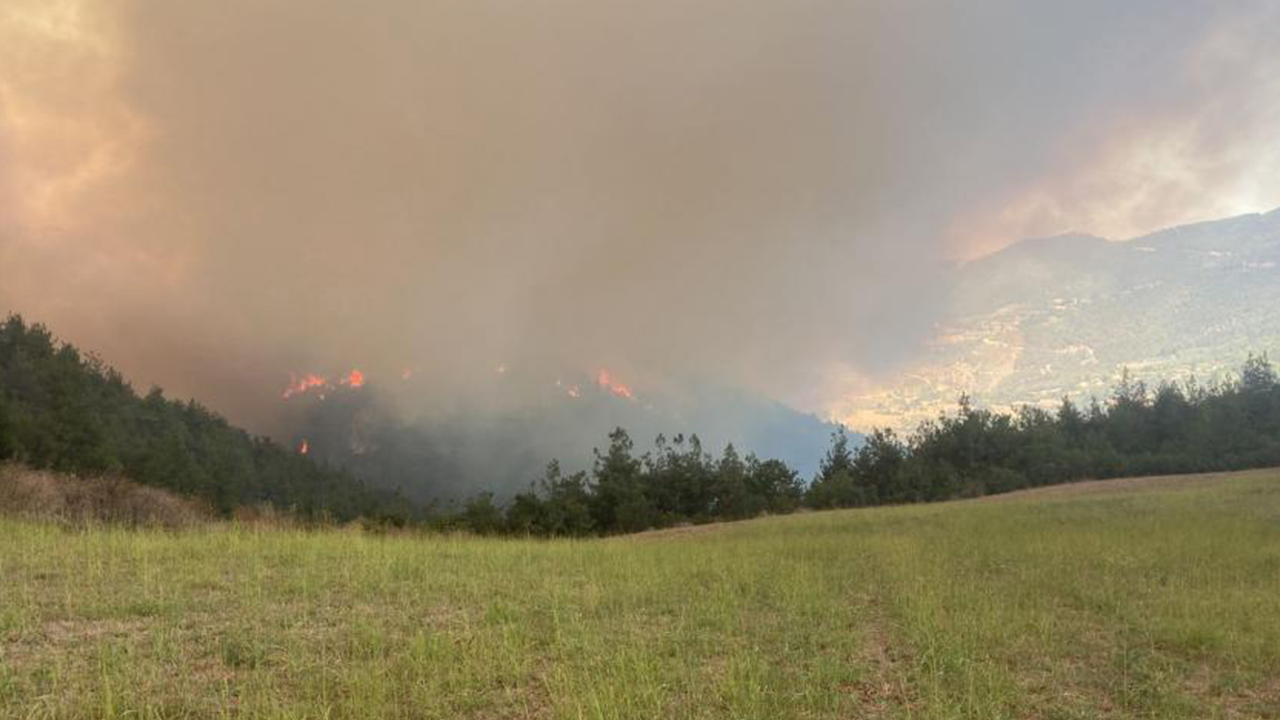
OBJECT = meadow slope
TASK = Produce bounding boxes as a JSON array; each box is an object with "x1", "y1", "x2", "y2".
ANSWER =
[{"x1": 2, "y1": 470, "x2": 1279, "y2": 719}]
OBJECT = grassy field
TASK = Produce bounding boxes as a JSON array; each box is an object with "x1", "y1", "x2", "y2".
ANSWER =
[{"x1": 2, "y1": 470, "x2": 1279, "y2": 719}]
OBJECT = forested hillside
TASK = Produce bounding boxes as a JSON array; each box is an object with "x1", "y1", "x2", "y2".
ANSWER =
[
  {"x1": 6, "y1": 312, "x2": 1280, "y2": 536},
  {"x1": 0, "y1": 314, "x2": 806, "y2": 531},
  {"x1": 0, "y1": 316, "x2": 413, "y2": 522}
]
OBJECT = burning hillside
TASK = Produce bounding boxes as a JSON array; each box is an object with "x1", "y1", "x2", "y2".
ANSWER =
[
  {"x1": 594, "y1": 369, "x2": 636, "y2": 400},
  {"x1": 272, "y1": 362, "x2": 837, "y2": 502},
  {"x1": 280, "y1": 369, "x2": 367, "y2": 400}
]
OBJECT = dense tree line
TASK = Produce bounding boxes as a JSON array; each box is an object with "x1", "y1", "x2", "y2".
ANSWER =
[
  {"x1": 0, "y1": 315, "x2": 413, "y2": 522},
  {"x1": 447, "y1": 356, "x2": 1280, "y2": 535},
  {"x1": 444, "y1": 429, "x2": 805, "y2": 536},
  {"x1": 805, "y1": 358, "x2": 1280, "y2": 508}
]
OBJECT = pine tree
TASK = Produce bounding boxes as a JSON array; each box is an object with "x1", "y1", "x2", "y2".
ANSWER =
[
  {"x1": 590, "y1": 428, "x2": 653, "y2": 533},
  {"x1": 806, "y1": 428, "x2": 861, "y2": 508}
]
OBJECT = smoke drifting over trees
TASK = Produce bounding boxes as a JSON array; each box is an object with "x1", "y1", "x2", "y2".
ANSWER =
[
  {"x1": 282, "y1": 365, "x2": 838, "y2": 501},
  {"x1": 3, "y1": 1, "x2": 1280, "y2": 447}
]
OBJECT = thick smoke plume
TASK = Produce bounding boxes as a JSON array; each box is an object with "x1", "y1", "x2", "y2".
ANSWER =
[{"x1": 3, "y1": 1, "x2": 1279, "y2": 443}]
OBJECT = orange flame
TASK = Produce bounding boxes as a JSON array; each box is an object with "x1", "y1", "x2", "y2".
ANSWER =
[
  {"x1": 595, "y1": 369, "x2": 635, "y2": 400},
  {"x1": 282, "y1": 373, "x2": 328, "y2": 399},
  {"x1": 298, "y1": 440, "x2": 309, "y2": 455},
  {"x1": 282, "y1": 368, "x2": 366, "y2": 399}
]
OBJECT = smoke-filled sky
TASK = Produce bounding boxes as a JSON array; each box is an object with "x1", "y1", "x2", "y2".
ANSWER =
[{"x1": 3, "y1": 0, "x2": 1280, "y2": 430}]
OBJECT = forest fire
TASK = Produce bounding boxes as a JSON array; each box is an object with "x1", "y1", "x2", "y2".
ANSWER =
[
  {"x1": 595, "y1": 369, "x2": 635, "y2": 400},
  {"x1": 281, "y1": 369, "x2": 365, "y2": 398},
  {"x1": 298, "y1": 439, "x2": 309, "y2": 455},
  {"x1": 282, "y1": 373, "x2": 328, "y2": 399}
]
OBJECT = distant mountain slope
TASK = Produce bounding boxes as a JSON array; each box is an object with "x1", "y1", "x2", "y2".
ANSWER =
[
  {"x1": 844, "y1": 208, "x2": 1280, "y2": 432},
  {"x1": 0, "y1": 316, "x2": 412, "y2": 521}
]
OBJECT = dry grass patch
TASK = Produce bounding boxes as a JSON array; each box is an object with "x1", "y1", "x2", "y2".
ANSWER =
[
  {"x1": 3, "y1": 468, "x2": 1279, "y2": 718},
  {"x1": 0, "y1": 463, "x2": 209, "y2": 528}
]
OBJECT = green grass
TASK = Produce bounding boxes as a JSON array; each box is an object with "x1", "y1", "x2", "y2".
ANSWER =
[{"x1": 2, "y1": 470, "x2": 1279, "y2": 719}]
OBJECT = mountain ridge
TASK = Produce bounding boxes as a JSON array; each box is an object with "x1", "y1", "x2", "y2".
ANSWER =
[{"x1": 842, "y1": 207, "x2": 1280, "y2": 433}]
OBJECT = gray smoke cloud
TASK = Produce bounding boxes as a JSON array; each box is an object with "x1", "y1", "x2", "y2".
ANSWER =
[{"x1": 2, "y1": 0, "x2": 1279, "y2": 433}]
